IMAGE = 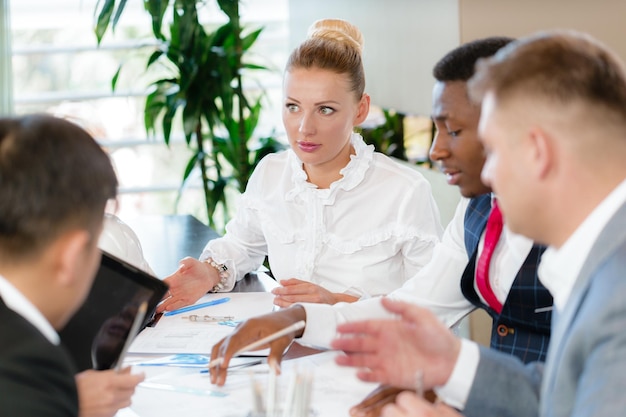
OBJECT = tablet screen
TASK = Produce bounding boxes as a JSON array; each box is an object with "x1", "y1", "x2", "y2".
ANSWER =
[{"x1": 59, "y1": 250, "x2": 168, "y2": 371}]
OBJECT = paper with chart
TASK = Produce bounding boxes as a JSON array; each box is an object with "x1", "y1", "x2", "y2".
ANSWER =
[{"x1": 128, "y1": 292, "x2": 275, "y2": 355}]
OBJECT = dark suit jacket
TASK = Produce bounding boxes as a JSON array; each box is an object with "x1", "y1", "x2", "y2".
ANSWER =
[
  {"x1": 464, "y1": 200, "x2": 626, "y2": 417},
  {"x1": 0, "y1": 297, "x2": 79, "y2": 416},
  {"x1": 461, "y1": 194, "x2": 553, "y2": 363}
]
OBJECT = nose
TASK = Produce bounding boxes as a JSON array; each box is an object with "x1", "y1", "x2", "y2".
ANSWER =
[
  {"x1": 298, "y1": 112, "x2": 315, "y2": 136},
  {"x1": 429, "y1": 128, "x2": 450, "y2": 162},
  {"x1": 481, "y1": 156, "x2": 493, "y2": 187}
]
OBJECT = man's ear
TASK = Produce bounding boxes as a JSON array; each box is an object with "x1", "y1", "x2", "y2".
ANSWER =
[
  {"x1": 528, "y1": 126, "x2": 555, "y2": 180},
  {"x1": 53, "y1": 230, "x2": 91, "y2": 287}
]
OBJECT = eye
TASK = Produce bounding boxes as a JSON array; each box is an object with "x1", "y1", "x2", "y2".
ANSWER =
[
  {"x1": 448, "y1": 129, "x2": 461, "y2": 137},
  {"x1": 285, "y1": 103, "x2": 299, "y2": 112},
  {"x1": 319, "y1": 106, "x2": 335, "y2": 115}
]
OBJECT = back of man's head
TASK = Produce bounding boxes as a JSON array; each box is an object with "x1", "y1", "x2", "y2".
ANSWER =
[
  {"x1": 433, "y1": 36, "x2": 514, "y2": 82},
  {"x1": 469, "y1": 30, "x2": 626, "y2": 131},
  {"x1": 0, "y1": 114, "x2": 118, "y2": 264}
]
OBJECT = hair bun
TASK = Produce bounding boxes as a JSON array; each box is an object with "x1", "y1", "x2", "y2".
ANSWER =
[{"x1": 307, "y1": 18, "x2": 364, "y2": 55}]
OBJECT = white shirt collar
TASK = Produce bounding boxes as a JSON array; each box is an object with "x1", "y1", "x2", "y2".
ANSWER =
[
  {"x1": 539, "y1": 178, "x2": 626, "y2": 311},
  {"x1": 0, "y1": 274, "x2": 60, "y2": 344},
  {"x1": 286, "y1": 132, "x2": 374, "y2": 203}
]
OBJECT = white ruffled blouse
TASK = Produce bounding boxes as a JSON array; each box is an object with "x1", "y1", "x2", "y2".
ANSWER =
[{"x1": 202, "y1": 133, "x2": 443, "y2": 298}]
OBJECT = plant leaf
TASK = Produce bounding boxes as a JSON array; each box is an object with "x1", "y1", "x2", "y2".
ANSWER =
[
  {"x1": 144, "y1": 0, "x2": 168, "y2": 40},
  {"x1": 241, "y1": 27, "x2": 263, "y2": 52},
  {"x1": 111, "y1": 0, "x2": 128, "y2": 29},
  {"x1": 217, "y1": 0, "x2": 239, "y2": 22},
  {"x1": 182, "y1": 151, "x2": 200, "y2": 183},
  {"x1": 94, "y1": 0, "x2": 116, "y2": 44},
  {"x1": 111, "y1": 64, "x2": 122, "y2": 91},
  {"x1": 146, "y1": 49, "x2": 164, "y2": 68}
]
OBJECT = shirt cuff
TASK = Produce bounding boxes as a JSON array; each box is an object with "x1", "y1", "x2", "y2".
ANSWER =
[
  {"x1": 433, "y1": 338, "x2": 480, "y2": 410},
  {"x1": 296, "y1": 302, "x2": 338, "y2": 350}
]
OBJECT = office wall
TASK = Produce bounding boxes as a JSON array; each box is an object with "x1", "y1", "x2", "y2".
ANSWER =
[
  {"x1": 289, "y1": 1, "x2": 626, "y2": 116},
  {"x1": 459, "y1": 0, "x2": 626, "y2": 62},
  {"x1": 288, "y1": 0, "x2": 460, "y2": 116}
]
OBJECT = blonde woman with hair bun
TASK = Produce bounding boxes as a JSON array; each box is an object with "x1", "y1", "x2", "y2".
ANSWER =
[{"x1": 159, "y1": 18, "x2": 442, "y2": 311}]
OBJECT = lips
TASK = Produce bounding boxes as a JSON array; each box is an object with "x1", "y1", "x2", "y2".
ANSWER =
[
  {"x1": 442, "y1": 169, "x2": 461, "y2": 186},
  {"x1": 297, "y1": 141, "x2": 320, "y2": 153}
]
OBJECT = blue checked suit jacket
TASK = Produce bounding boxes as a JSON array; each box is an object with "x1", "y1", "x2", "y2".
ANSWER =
[{"x1": 460, "y1": 194, "x2": 553, "y2": 363}]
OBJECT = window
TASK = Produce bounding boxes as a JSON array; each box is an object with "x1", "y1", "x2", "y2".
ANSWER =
[{"x1": 9, "y1": 0, "x2": 289, "y2": 224}]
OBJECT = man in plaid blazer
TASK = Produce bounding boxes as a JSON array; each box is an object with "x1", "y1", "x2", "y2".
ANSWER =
[{"x1": 461, "y1": 195, "x2": 551, "y2": 363}]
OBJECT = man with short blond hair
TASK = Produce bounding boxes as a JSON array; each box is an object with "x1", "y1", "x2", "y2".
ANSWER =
[{"x1": 334, "y1": 30, "x2": 626, "y2": 417}]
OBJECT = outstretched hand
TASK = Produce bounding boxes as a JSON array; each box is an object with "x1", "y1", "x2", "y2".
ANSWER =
[
  {"x1": 271, "y1": 278, "x2": 358, "y2": 307},
  {"x1": 331, "y1": 298, "x2": 460, "y2": 389},
  {"x1": 209, "y1": 306, "x2": 307, "y2": 386},
  {"x1": 156, "y1": 257, "x2": 219, "y2": 313}
]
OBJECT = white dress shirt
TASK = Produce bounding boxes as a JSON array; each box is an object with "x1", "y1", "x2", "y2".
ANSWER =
[
  {"x1": 202, "y1": 133, "x2": 443, "y2": 297},
  {"x1": 99, "y1": 213, "x2": 154, "y2": 274},
  {"x1": 0, "y1": 274, "x2": 59, "y2": 345},
  {"x1": 440, "y1": 178, "x2": 626, "y2": 410},
  {"x1": 299, "y1": 196, "x2": 534, "y2": 349}
]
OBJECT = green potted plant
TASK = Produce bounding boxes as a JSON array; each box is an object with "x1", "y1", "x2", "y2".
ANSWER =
[
  {"x1": 357, "y1": 108, "x2": 407, "y2": 161},
  {"x1": 95, "y1": 0, "x2": 285, "y2": 231}
]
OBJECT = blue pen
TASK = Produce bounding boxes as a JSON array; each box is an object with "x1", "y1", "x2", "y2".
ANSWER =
[{"x1": 163, "y1": 297, "x2": 231, "y2": 317}]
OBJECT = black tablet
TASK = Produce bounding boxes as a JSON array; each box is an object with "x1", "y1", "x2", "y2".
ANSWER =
[{"x1": 59, "y1": 250, "x2": 169, "y2": 371}]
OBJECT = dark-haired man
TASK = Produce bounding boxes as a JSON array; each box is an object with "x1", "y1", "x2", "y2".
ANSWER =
[{"x1": 0, "y1": 114, "x2": 119, "y2": 416}]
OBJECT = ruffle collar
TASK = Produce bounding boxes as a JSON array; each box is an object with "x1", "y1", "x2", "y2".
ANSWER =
[{"x1": 285, "y1": 132, "x2": 374, "y2": 203}]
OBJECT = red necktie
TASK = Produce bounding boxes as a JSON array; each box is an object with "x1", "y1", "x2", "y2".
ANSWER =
[{"x1": 476, "y1": 200, "x2": 504, "y2": 313}]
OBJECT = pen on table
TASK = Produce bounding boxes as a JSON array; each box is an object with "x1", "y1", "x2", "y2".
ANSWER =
[
  {"x1": 146, "y1": 312, "x2": 162, "y2": 327},
  {"x1": 163, "y1": 297, "x2": 231, "y2": 317},
  {"x1": 208, "y1": 320, "x2": 306, "y2": 369},
  {"x1": 182, "y1": 314, "x2": 235, "y2": 322}
]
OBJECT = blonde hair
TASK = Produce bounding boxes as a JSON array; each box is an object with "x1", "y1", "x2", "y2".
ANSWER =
[
  {"x1": 469, "y1": 30, "x2": 626, "y2": 127},
  {"x1": 286, "y1": 18, "x2": 365, "y2": 99},
  {"x1": 307, "y1": 18, "x2": 364, "y2": 55}
]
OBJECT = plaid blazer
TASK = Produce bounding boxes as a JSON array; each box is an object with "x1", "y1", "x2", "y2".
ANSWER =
[{"x1": 461, "y1": 194, "x2": 553, "y2": 363}]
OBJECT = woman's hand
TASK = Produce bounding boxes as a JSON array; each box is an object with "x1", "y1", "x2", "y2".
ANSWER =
[
  {"x1": 271, "y1": 278, "x2": 358, "y2": 307},
  {"x1": 156, "y1": 257, "x2": 220, "y2": 313}
]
